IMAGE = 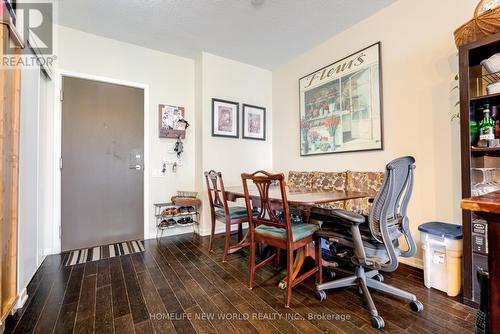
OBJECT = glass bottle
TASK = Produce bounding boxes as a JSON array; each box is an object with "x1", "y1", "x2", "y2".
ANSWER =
[
  {"x1": 493, "y1": 105, "x2": 500, "y2": 138},
  {"x1": 479, "y1": 104, "x2": 495, "y2": 141}
]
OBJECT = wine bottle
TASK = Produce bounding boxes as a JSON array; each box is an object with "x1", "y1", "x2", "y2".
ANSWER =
[
  {"x1": 479, "y1": 104, "x2": 495, "y2": 141},
  {"x1": 493, "y1": 105, "x2": 500, "y2": 138}
]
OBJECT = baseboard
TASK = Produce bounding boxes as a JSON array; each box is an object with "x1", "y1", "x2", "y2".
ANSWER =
[
  {"x1": 12, "y1": 289, "x2": 28, "y2": 314},
  {"x1": 399, "y1": 256, "x2": 423, "y2": 269},
  {"x1": 43, "y1": 248, "x2": 52, "y2": 256}
]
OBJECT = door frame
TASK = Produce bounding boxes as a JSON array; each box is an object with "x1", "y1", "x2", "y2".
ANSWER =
[{"x1": 53, "y1": 69, "x2": 150, "y2": 254}]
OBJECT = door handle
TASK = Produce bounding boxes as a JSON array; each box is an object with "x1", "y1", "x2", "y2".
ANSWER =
[{"x1": 129, "y1": 164, "x2": 143, "y2": 170}]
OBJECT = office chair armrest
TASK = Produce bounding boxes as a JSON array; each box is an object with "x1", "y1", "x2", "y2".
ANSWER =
[{"x1": 329, "y1": 209, "x2": 365, "y2": 225}]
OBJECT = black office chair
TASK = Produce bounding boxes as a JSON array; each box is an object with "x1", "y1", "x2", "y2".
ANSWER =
[{"x1": 314, "y1": 156, "x2": 423, "y2": 329}]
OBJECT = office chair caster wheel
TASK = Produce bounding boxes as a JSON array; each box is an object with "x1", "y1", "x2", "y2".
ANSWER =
[
  {"x1": 371, "y1": 315, "x2": 385, "y2": 329},
  {"x1": 373, "y1": 273, "x2": 384, "y2": 282},
  {"x1": 357, "y1": 286, "x2": 363, "y2": 295},
  {"x1": 410, "y1": 300, "x2": 424, "y2": 312},
  {"x1": 316, "y1": 290, "x2": 327, "y2": 302},
  {"x1": 324, "y1": 269, "x2": 336, "y2": 280},
  {"x1": 278, "y1": 280, "x2": 287, "y2": 290}
]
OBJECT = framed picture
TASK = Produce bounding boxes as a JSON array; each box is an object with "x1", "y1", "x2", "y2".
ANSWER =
[
  {"x1": 242, "y1": 104, "x2": 266, "y2": 140},
  {"x1": 159, "y1": 104, "x2": 188, "y2": 138},
  {"x1": 212, "y1": 99, "x2": 239, "y2": 138},
  {"x1": 299, "y1": 42, "x2": 383, "y2": 156}
]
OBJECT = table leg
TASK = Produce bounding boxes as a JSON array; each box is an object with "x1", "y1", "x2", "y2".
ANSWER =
[
  {"x1": 278, "y1": 241, "x2": 338, "y2": 289},
  {"x1": 279, "y1": 248, "x2": 306, "y2": 289}
]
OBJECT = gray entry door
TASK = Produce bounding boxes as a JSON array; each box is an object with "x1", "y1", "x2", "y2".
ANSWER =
[{"x1": 61, "y1": 77, "x2": 144, "y2": 252}]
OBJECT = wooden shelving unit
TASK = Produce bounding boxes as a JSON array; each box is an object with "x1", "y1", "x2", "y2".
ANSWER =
[{"x1": 459, "y1": 31, "x2": 500, "y2": 307}]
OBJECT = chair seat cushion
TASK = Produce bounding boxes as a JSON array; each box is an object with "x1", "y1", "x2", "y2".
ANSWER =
[
  {"x1": 255, "y1": 223, "x2": 319, "y2": 242},
  {"x1": 216, "y1": 206, "x2": 257, "y2": 219}
]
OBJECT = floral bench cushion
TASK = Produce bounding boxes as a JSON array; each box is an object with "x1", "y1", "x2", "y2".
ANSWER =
[
  {"x1": 286, "y1": 170, "x2": 384, "y2": 215},
  {"x1": 287, "y1": 171, "x2": 313, "y2": 191},
  {"x1": 345, "y1": 171, "x2": 385, "y2": 216},
  {"x1": 311, "y1": 172, "x2": 346, "y2": 192},
  {"x1": 311, "y1": 171, "x2": 347, "y2": 209}
]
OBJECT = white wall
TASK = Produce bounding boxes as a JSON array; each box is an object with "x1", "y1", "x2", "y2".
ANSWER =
[
  {"x1": 272, "y1": 0, "x2": 476, "y2": 267},
  {"x1": 45, "y1": 25, "x2": 196, "y2": 252},
  {"x1": 18, "y1": 65, "x2": 41, "y2": 306},
  {"x1": 196, "y1": 52, "x2": 273, "y2": 235}
]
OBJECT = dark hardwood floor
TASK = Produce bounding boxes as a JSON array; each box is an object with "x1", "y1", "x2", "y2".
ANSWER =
[{"x1": 4, "y1": 234, "x2": 477, "y2": 334}]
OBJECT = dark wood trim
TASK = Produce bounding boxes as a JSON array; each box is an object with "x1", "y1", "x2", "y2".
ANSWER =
[
  {"x1": 242, "y1": 104, "x2": 266, "y2": 141},
  {"x1": 459, "y1": 38, "x2": 473, "y2": 303},
  {"x1": 211, "y1": 98, "x2": 239, "y2": 138}
]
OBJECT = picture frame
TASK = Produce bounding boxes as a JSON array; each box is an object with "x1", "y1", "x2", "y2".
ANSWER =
[
  {"x1": 212, "y1": 98, "x2": 239, "y2": 138},
  {"x1": 299, "y1": 42, "x2": 383, "y2": 156},
  {"x1": 159, "y1": 104, "x2": 188, "y2": 139},
  {"x1": 242, "y1": 104, "x2": 266, "y2": 141}
]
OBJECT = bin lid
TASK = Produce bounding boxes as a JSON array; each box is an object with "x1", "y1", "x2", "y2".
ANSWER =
[{"x1": 418, "y1": 222, "x2": 463, "y2": 240}]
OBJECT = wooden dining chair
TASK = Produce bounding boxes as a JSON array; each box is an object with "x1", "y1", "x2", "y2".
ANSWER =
[
  {"x1": 241, "y1": 170, "x2": 322, "y2": 307},
  {"x1": 205, "y1": 170, "x2": 255, "y2": 262}
]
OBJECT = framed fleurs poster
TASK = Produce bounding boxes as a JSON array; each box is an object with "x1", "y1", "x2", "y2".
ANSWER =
[
  {"x1": 299, "y1": 42, "x2": 383, "y2": 156},
  {"x1": 159, "y1": 104, "x2": 188, "y2": 138},
  {"x1": 242, "y1": 104, "x2": 266, "y2": 140},
  {"x1": 212, "y1": 99, "x2": 239, "y2": 138}
]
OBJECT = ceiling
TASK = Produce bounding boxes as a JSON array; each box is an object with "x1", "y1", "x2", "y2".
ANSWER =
[{"x1": 56, "y1": 0, "x2": 396, "y2": 69}]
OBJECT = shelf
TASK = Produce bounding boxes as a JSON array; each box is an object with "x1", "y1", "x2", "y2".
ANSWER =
[
  {"x1": 157, "y1": 222, "x2": 198, "y2": 229},
  {"x1": 155, "y1": 211, "x2": 198, "y2": 218},
  {"x1": 471, "y1": 146, "x2": 500, "y2": 152},
  {"x1": 470, "y1": 92, "x2": 500, "y2": 101}
]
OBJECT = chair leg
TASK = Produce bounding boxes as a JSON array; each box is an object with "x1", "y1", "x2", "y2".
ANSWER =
[
  {"x1": 285, "y1": 248, "x2": 294, "y2": 308},
  {"x1": 359, "y1": 276, "x2": 379, "y2": 317},
  {"x1": 274, "y1": 247, "x2": 281, "y2": 270},
  {"x1": 248, "y1": 238, "x2": 256, "y2": 290},
  {"x1": 366, "y1": 277, "x2": 417, "y2": 302},
  {"x1": 317, "y1": 275, "x2": 357, "y2": 291},
  {"x1": 315, "y1": 238, "x2": 322, "y2": 285},
  {"x1": 222, "y1": 220, "x2": 231, "y2": 263},
  {"x1": 208, "y1": 215, "x2": 216, "y2": 252},
  {"x1": 237, "y1": 223, "x2": 243, "y2": 242}
]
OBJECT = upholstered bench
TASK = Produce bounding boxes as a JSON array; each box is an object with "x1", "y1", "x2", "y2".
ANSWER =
[{"x1": 287, "y1": 170, "x2": 384, "y2": 215}]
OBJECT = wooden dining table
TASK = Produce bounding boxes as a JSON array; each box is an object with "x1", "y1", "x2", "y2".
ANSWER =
[{"x1": 224, "y1": 184, "x2": 370, "y2": 288}]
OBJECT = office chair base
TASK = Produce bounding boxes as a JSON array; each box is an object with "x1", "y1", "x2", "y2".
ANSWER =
[{"x1": 316, "y1": 267, "x2": 423, "y2": 329}]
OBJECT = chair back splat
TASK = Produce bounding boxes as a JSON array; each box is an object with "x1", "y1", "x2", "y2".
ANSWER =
[
  {"x1": 369, "y1": 156, "x2": 416, "y2": 272},
  {"x1": 241, "y1": 171, "x2": 292, "y2": 242},
  {"x1": 204, "y1": 170, "x2": 230, "y2": 217}
]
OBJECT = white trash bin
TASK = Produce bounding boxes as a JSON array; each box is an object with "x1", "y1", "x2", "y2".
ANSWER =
[{"x1": 418, "y1": 222, "x2": 463, "y2": 297}]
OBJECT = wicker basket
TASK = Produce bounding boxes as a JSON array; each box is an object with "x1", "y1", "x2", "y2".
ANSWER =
[
  {"x1": 171, "y1": 196, "x2": 201, "y2": 207},
  {"x1": 454, "y1": 0, "x2": 500, "y2": 48}
]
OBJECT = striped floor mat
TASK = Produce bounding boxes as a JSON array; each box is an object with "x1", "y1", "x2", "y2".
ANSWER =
[{"x1": 64, "y1": 240, "x2": 145, "y2": 266}]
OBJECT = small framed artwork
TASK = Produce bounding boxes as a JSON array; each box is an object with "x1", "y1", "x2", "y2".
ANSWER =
[
  {"x1": 212, "y1": 99, "x2": 239, "y2": 138},
  {"x1": 242, "y1": 104, "x2": 266, "y2": 141},
  {"x1": 159, "y1": 104, "x2": 188, "y2": 138}
]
